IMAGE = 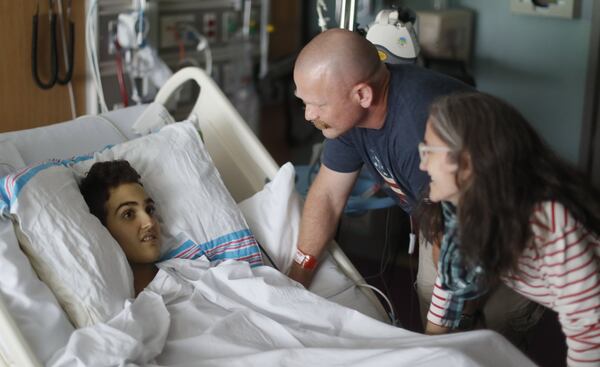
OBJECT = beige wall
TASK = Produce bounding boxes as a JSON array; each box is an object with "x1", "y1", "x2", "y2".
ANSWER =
[{"x1": 0, "y1": 0, "x2": 86, "y2": 133}]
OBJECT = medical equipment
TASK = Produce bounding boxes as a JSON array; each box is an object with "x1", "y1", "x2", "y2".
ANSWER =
[
  {"x1": 31, "y1": 0, "x2": 75, "y2": 90},
  {"x1": 366, "y1": 8, "x2": 420, "y2": 64},
  {"x1": 338, "y1": 0, "x2": 358, "y2": 31},
  {"x1": 316, "y1": 0, "x2": 330, "y2": 32},
  {"x1": 87, "y1": 0, "x2": 172, "y2": 113},
  {"x1": 114, "y1": 1, "x2": 172, "y2": 106},
  {"x1": 327, "y1": 1, "x2": 419, "y2": 63},
  {"x1": 169, "y1": 23, "x2": 213, "y2": 75}
]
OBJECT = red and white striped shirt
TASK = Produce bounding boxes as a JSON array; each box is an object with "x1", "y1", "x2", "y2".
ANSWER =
[{"x1": 428, "y1": 201, "x2": 600, "y2": 366}]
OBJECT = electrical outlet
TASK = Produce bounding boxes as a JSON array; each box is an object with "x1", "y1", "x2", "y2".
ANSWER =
[{"x1": 203, "y1": 12, "x2": 217, "y2": 42}]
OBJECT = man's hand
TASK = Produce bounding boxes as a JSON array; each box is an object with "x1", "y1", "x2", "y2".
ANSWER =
[{"x1": 287, "y1": 261, "x2": 316, "y2": 288}]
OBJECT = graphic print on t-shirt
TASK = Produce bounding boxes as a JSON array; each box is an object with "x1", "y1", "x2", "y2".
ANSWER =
[{"x1": 369, "y1": 149, "x2": 408, "y2": 204}]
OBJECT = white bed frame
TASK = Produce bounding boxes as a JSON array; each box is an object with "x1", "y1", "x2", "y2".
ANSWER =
[{"x1": 0, "y1": 67, "x2": 388, "y2": 367}]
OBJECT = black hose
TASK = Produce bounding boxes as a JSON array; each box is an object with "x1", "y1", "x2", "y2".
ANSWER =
[{"x1": 31, "y1": 13, "x2": 58, "y2": 89}]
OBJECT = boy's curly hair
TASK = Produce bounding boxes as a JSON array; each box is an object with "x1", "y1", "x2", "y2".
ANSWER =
[{"x1": 79, "y1": 160, "x2": 142, "y2": 224}]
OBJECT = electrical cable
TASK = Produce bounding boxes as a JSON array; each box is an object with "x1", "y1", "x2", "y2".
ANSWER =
[
  {"x1": 408, "y1": 215, "x2": 418, "y2": 329},
  {"x1": 85, "y1": 0, "x2": 108, "y2": 113},
  {"x1": 136, "y1": 0, "x2": 145, "y2": 47},
  {"x1": 32, "y1": 0, "x2": 58, "y2": 89},
  {"x1": 256, "y1": 242, "x2": 279, "y2": 272},
  {"x1": 362, "y1": 208, "x2": 393, "y2": 282},
  {"x1": 178, "y1": 24, "x2": 213, "y2": 76},
  {"x1": 356, "y1": 283, "x2": 397, "y2": 325},
  {"x1": 32, "y1": 0, "x2": 75, "y2": 92},
  {"x1": 198, "y1": 40, "x2": 213, "y2": 76},
  {"x1": 113, "y1": 40, "x2": 129, "y2": 107},
  {"x1": 55, "y1": 0, "x2": 74, "y2": 86},
  {"x1": 344, "y1": 205, "x2": 400, "y2": 327},
  {"x1": 380, "y1": 208, "x2": 393, "y2": 306},
  {"x1": 242, "y1": 0, "x2": 251, "y2": 40},
  {"x1": 56, "y1": 0, "x2": 76, "y2": 119},
  {"x1": 316, "y1": 276, "x2": 396, "y2": 326}
]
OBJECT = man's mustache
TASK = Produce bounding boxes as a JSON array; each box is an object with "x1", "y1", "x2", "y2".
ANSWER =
[{"x1": 312, "y1": 120, "x2": 330, "y2": 130}]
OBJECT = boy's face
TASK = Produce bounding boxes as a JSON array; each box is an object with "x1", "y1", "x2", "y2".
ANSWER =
[{"x1": 105, "y1": 183, "x2": 162, "y2": 264}]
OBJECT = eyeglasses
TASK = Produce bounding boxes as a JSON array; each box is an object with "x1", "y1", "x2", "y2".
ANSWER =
[{"x1": 418, "y1": 142, "x2": 452, "y2": 162}]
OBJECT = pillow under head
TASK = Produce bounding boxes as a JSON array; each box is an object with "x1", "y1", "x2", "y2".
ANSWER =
[{"x1": 1, "y1": 164, "x2": 134, "y2": 328}]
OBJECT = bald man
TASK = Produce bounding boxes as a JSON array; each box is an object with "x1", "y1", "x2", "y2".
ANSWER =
[
  {"x1": 291, "y1": 28, "x2": 468, "y2": 288},
  {"x1": 291, "y1": 29, "x2": 541, "y2": 344}
]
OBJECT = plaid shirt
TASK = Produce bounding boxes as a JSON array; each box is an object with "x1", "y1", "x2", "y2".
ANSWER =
[{"x1": 436, "y1": 202, "x2": 487, "y2": 328}]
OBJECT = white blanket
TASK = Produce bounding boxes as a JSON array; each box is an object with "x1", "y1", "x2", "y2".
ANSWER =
[{"x1": 49, "y1": 260, "x2": 534, "y2": 367}]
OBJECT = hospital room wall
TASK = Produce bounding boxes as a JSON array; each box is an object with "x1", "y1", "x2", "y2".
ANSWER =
[
  {"x1": 457, "y1": 0, "x2": 592, "y2": 165},
  {"x1": 0, "y1": 1, "x2": 86, "y2": 133},
  {"x1": 404, "y1": 0, "x2": 593, "y2": 164}
]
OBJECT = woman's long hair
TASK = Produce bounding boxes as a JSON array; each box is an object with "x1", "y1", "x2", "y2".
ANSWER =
[{"x1": 416, "y1": 92, "x2": 600, "y2": 286}]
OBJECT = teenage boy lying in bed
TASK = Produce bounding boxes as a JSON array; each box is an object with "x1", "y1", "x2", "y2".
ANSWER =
[{"x1": 79, "y1": 160, "x2": 161, "y2": 295}]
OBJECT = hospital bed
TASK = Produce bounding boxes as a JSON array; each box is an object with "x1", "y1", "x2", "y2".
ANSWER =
[
  {"x1": 0, "y1": 67, "x2": 389, "y2": 366},
  {"x1": 0, "y1": 67, "x2": 534, "y2": 366}
]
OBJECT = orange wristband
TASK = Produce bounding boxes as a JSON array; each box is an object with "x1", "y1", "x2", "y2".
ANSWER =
[{"x1": 294, "y1": 248, "x2": 318, "y2": 270}]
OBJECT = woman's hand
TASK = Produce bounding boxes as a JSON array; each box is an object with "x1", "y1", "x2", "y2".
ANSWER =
[{"x1": 425, "y1": 321, "x2": 451, "y2": 335}]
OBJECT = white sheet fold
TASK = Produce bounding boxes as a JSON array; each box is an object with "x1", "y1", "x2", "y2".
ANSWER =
[{"x1": 49, "y1": 259, "x2": 534, "y2": 367}]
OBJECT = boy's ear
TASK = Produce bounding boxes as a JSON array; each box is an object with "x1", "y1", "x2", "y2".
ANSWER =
[{"x1": 352, "y1": 83, "x2": 373, "y2": 108}]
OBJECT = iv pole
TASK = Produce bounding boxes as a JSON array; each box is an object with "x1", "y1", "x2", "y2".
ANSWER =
[{"x1": 338, "y1": 0, "x2": 357, "y2": 31}]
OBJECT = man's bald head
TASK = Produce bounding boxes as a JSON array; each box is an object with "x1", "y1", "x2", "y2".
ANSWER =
[{"x1": 295, "y1": 29, "x2": 383, "y2": 88}]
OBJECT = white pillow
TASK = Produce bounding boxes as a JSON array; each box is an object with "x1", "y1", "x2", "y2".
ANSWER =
[
  {"x1": 0, "y1": 122, "x2": 263, "y2": 329},
  {"x1": 238, "y1": 162, "x2": 299, "y2": 273},
  {"x1": 0, "y1": 140, "x2": 25, "y2": 176},
  {"x1": 5, "y1": 165, "x2": 134, "y2": 328},
  {"x1": 0, "y1": 217, "x2": 74, "y2": 364}
]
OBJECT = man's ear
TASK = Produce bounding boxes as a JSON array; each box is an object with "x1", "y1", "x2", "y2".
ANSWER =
[{"x1": 352, "y1": 83, "x2": 373, "y2": 108}]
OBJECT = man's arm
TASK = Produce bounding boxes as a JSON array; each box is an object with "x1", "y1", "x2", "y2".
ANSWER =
[{"x1": 288, "y1": 165, "x2": 359, "y2": 288}]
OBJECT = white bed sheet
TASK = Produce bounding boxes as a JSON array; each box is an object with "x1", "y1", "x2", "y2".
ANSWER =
[{"x1": 49, "y1": 258, "x2": 534, "y2": 367}]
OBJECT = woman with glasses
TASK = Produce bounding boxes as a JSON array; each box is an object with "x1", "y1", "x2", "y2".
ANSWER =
[{"x1": 417, "y1": 91, "x2": 600, "y2": 366}]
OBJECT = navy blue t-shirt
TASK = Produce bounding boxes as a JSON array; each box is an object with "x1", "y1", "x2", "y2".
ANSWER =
[{"x1": 322, "y1": 64, "x2": 472, "y2": 213}]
